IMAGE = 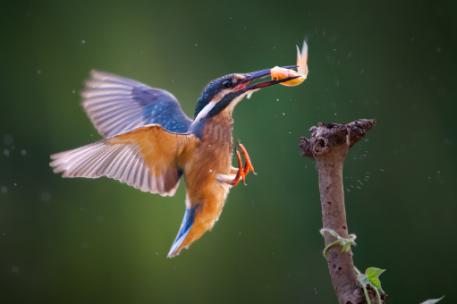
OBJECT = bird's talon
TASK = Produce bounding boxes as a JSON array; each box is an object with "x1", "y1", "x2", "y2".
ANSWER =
[
  {"x1": 229, "y1": 150, "x2": 244, "y2": 186},
  {"x1": 241, "y1": 173, "x2": 247, "y2": 185},
  {"x1": 239, "y1": 143, "x2": 256, "y2": 175},
  {"x1": 230, "y1": 143, "x2": 256, "y2": 187}
]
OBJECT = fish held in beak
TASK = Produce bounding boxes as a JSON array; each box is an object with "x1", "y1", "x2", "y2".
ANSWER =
[{"x1": 270, "y1": 40, "x2": 308, "y2": 87}]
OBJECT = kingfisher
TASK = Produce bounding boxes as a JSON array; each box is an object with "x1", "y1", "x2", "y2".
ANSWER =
[{"x1": 50, "y1": 42, "x2": 308, "y2": 257}]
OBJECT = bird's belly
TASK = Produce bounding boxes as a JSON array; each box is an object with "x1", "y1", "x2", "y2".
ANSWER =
[{"x1": 183, "y1": 143, "x2": 232, "y2": 223}]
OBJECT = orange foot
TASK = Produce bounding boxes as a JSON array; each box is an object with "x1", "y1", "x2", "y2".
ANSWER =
[{"x1": 230, "y1": 143, "x2": 256, "y2": 187}]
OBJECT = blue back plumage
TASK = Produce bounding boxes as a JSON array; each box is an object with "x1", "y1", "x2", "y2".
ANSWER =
[
  {"x1": 82, "y1": 70, "x2": 192, "y2": 137},
  {"x1": 133, "y1": 86, "x2": 191, "y2": 133}
]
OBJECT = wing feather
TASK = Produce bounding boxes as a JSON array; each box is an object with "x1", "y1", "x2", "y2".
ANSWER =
[
  {"x1": 50, "y1": 125, "x2": 198, "y2": 196},
  {"x1": 82, "y1": 70, "x2": 192, "y2": 137}
]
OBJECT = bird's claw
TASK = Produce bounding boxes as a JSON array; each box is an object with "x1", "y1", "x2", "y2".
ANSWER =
[
  {"x1": 238, "y1": 143, "x2": 256, "y2": 176},
  {"x1": 230, "y1": 143, "x2": 256, "y2": 187}
]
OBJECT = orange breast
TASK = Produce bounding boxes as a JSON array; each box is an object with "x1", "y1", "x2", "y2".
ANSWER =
[{"x1": 175, "y1": 115, "x2": 234, "y2": 252}]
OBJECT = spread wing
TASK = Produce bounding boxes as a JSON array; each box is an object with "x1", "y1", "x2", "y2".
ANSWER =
[
  {"x1": 50, "y1": 125, "x2": 198, "y2": 197},
  {"x1": 82, "y1": 70, "x2": 192, "y2": 138}
]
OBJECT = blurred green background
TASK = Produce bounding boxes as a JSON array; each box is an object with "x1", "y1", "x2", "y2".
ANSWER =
[{"x1": 1, "y1": 0, "x2": 456, "y2": 303}]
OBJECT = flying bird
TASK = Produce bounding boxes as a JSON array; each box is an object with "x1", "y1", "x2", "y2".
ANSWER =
[{"x1": 50, "y1": 42, "x2": 308, "y2": 257}]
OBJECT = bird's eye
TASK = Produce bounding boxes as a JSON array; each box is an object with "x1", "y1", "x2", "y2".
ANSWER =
[{"x1": 222, "y1": 80, "x2": 232, "y2": 88}]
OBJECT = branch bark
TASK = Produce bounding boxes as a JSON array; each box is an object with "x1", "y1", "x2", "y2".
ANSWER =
[{"x1": 299, "y1": 119, "x2": 382, "y2": 304}]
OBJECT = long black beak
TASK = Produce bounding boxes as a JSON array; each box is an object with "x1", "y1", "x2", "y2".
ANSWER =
[
  {"x1": 205, "y1": 65, "x2": 300, "y2": 118},
  {"x1": 241, "y1": 65, "x2": 299, "y2": 91}
]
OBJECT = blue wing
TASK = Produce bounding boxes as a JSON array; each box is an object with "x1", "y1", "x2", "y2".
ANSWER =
[{"x1": 81, "y1": 70, "x2": 192, "y2": 137}]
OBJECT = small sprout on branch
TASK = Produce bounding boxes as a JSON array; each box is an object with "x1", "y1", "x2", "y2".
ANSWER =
[
  {"x1": 365, "y1": 267, "x2": 385, "y2": 292},
  {"x1": 320, "y1": 228, "x2": 357, "y2": 257},
  {"x1": 355, "y1": 267, "x2": 386, "y2": 304}
]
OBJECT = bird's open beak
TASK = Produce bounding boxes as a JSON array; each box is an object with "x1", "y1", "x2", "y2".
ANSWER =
[{"x1": 241, "y1": 65, "x2": 300, "y2": 91}]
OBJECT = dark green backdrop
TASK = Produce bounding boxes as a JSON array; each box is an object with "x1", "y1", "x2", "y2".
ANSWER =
[{"x1": 1, "y1": 0, "x2": 456, "y2": 303}]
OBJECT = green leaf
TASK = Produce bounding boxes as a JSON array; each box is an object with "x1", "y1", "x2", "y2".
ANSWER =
[
  {"x1": 420, "y1": 296, "x2": 445, "y2": 304},
  {"x1": 365, "y1": 267, "x2": 386, "y2": 291}
]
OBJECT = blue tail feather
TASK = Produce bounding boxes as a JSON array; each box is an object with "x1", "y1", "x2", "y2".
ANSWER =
[{"x1": 167, "y1": 206, "x2": 196, "y2": 258}]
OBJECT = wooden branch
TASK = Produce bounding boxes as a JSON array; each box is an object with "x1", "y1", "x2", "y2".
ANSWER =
[{"x1": 299, "y1": 119, "x2": 382, "y2": 304}]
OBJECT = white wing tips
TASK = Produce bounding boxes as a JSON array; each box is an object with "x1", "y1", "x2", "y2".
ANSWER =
[
  {"x1": 89, "y1": 69, "x2": 110, "y2": 79},
  {"x1": 50, "y1": 141, "x2": 106, "y2": 177},
  {"x1": 50, "y1": 140, "x2": 180, "y2": 196},
  {"x1": 86, "y1": 70, "x2": 141, "y2": 87}
]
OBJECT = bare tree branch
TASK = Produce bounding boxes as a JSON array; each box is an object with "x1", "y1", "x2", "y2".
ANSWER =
[{"x1": 300, "y1": 119, "x2": 384, "y2": 304}]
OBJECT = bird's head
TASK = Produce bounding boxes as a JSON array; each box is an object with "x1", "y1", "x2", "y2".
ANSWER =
[{"x1": 193, "y1": 65, "x2": 299, "y2": 122}]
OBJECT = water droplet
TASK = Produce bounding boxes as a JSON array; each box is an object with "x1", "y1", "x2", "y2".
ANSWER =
[
  {"x1": 0, "y1": 186, "x2": 7, "y2": 194},
  {"x1": 3, "y1": 149, "x2": 10, "y2": 157},
  {"x1": 72, "y1": 89, "x2": 76, "y2": 94},
  {"x1": 40, "y1": 192, "x2": 51, "y2": 202},
  {"x1": 275, "y1": 98, "x2": 280, "y2": 102},
  {"x1": 11, "y1": 265, "x2": 20, "y2": 274},
  {"x1": 36, "y1": 69, "x2": 42, "y2": 75},
  {"x1": 20, "y1": 149, "x2": 27, "y2": 156},
  {"x1": 194, "y1": 42, "x2": 198, "y2": 47},
  {"x1": 3, "y1": 134, "x2": 13, "y2": 146},
  {"x1": 281, "y1": 112, "x2": 286, "y2": 117},
  {"x1": 81, "y1": 39, "x2": 86, "y2": 44}
]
